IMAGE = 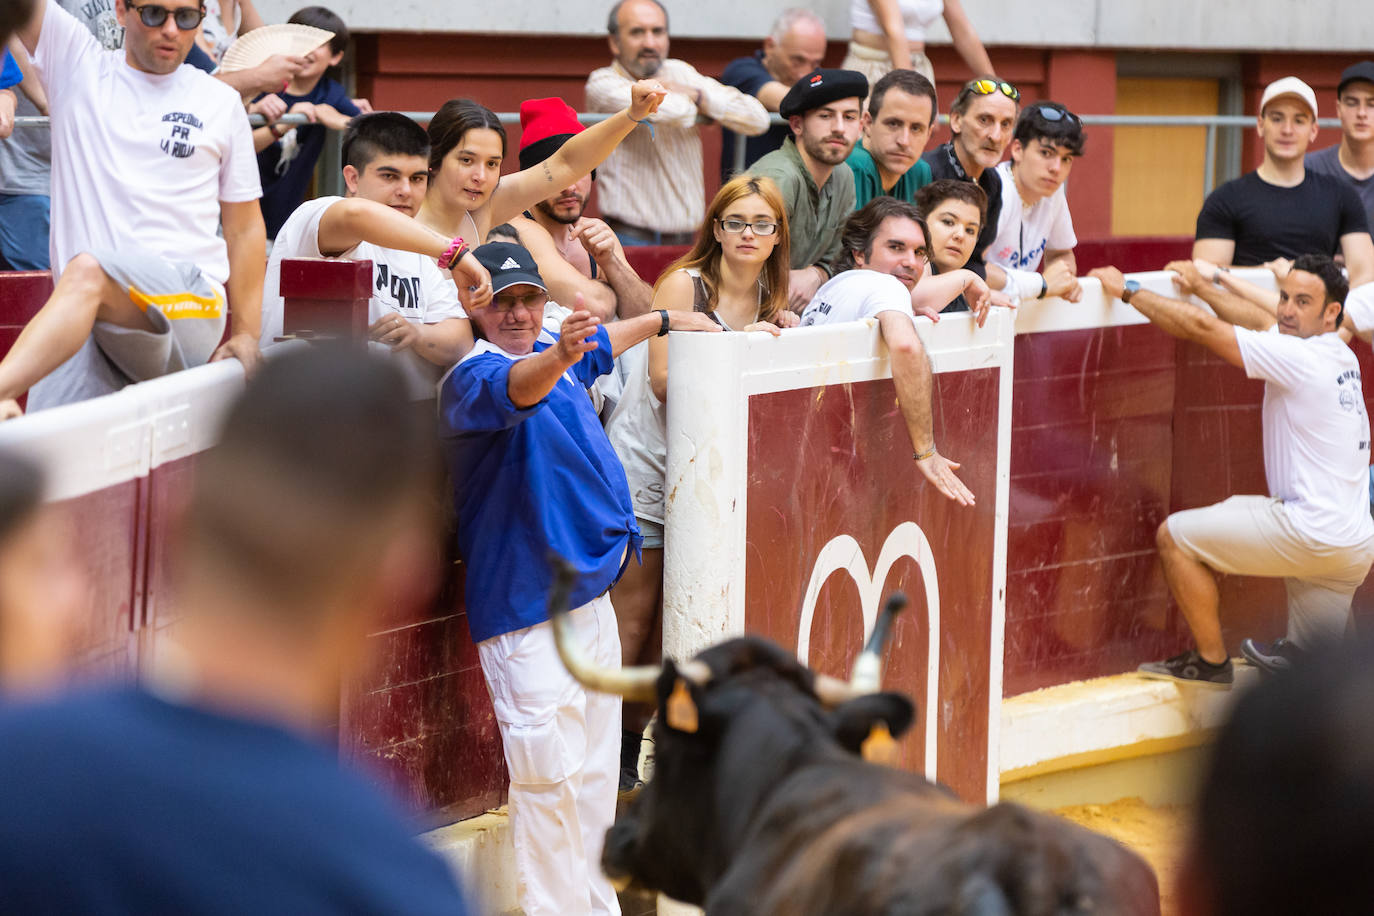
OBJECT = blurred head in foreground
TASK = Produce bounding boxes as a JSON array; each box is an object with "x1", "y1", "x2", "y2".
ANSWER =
[
  {"x1": 1183, "y1": 639, "x2": 1374, "y2": 915},
  {"x1": 173, "y1": 344, "x2": 441, "y2": 722},
  {"x1": 0, "y1": 450, "x2": 83, "y2": 695}
]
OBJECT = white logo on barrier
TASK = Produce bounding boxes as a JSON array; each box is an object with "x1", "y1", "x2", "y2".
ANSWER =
[{"x1": 796, "y1": 521, "x2": 940, "y2": 781}]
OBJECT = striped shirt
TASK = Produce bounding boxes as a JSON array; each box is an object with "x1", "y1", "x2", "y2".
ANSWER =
[{"x1": 586, "y1": 59, "x2": 770, "y2": 234}]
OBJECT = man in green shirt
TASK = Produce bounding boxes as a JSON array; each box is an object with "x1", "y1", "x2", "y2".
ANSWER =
[
  {"x1": 751, "y1": 67, "x2": 867, "y2": 311},
  {"x1": 848, "y1": 69, "x2": 936, "y2": 209}
]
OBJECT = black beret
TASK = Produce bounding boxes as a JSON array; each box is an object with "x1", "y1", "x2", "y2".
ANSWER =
[{"x1": 779, "y1": 68, "x2": 869, "y2": 119}]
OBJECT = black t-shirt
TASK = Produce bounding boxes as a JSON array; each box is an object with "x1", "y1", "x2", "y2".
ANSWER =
[
  {"x1": 921, "y1": 142, "x2": 1001, "y2": 280},
  {"x1": 1194, "y1": 170, "x2": 1370, "y2": 265},
  {"x1": 0, "y1": 688, "x2": 470, "y2": 915}
]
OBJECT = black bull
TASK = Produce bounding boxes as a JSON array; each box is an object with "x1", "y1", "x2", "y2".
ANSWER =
[{"x1": 549, "y1": 572, "x2": 1161, "y2": 915}]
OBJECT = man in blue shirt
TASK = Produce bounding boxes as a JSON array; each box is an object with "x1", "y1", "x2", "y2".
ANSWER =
[
  {"x1": 720, "y1": 8, "x2": 828, "y2": 180},
  {"x1": 0, "y1": 347, "x2": 471, "y2": 913},
  {"x1": 439, "y1": 241, "x2": 717, "y2": 916}
]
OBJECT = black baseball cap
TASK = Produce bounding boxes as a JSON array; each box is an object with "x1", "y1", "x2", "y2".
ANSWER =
[
  {"x1": 473, "y1": 242, "x2": 546, "y2": 296},
  {"x1": 1338, "y1": 61, "x2": 1374, "y2": 96}
]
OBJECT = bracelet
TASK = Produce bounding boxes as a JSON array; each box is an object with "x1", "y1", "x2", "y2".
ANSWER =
[
  {"x1": 657, "y1": 309, "x2": 671, "y2": 337},
  {"x1": 913, "y1": 446, "x2": 936, "y2": 462},
  {"x1": 438, "y1": 237, "x2": 466, "y2": 270},
  {"x1": 1037, "y1": 274, "x2": 1048, "y2": 300},
  {"x1": 1213, "y1": 266, "x2": 1229, "y2": 284}
]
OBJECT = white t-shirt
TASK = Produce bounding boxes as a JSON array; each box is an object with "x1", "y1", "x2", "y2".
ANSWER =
[
  {"x1": 1343, "y1": 282, "x2": 1374, "y2": 334},
  {"x1": 849, "y1": 0, "x2": 943, "y2": 41},
  {"x1": 33, "y1": 0, "x2": 260, "y2": 285},
  {"x1": 986, "y1": 160, "x2": 1077, "y2": 287},
  {"x1": 263, "y1": 196, "x2": 467, "y2": 396},
  {"x1": 800, "y1": 269, "x2": 915, "y2": 327},
  {"x1": 1234, "y1": 326, "x2": 1374, "y2": 546}
]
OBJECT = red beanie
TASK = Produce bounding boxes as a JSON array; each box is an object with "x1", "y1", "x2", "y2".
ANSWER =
[{"x1": 519, "y1": 97, "x2": 585, "y2": 170}]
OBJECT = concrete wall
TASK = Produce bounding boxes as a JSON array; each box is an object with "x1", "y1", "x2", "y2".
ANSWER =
[{"x1": 256, "y1": 0, "x2": 1372, "y2": 52}]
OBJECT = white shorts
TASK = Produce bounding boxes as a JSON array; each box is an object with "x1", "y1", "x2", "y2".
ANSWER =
[
  {"x1": 1167, "y1": 495, "x2": 1374, "y2": 645},
  {"x1": 28, "y1": 250, "x2": 226, "y2": 411}
]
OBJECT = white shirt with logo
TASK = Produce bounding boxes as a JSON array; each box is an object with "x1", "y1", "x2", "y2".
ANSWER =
[
  {"x1": 33, "y1": 0, "x2": 260, "y2": 285},
  {"x1": 1234, "y1": 326, "x2": 1373, "y2": 546},
  {"x1": 800, "y1": 269, "x2": 916, "y2": 326},
  {"x1": 263, "y1": 196, "x2": 467, "y2": 395},
  {"x1": 986, "y1": 161, "x2": 1076, "y2": 276}
]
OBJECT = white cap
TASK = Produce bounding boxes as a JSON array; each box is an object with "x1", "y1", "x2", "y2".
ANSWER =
[{"x1": 1259, "y1": 76, "x2": 1318, "y2": 118}]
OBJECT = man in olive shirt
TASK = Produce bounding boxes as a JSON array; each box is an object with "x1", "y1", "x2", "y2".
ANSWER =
[
  {"x1": 751, "y1": 68, "x2": 867, "y2": 311},
  {"x1": 847, "y1": 69, "x2": 936, "y2": 209}
]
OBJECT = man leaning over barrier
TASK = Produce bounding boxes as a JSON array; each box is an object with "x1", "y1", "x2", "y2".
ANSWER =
[
  {"x1": 1091, "y1": 257, "x2": 1374, "y2": 687},
  {"x1": 438, "y1": 241, "x2": 718, "y2": 916},
  {"x1": 0, "y1": 0, "x2": 265, "y2": 420},
  {"x1": 800, "y1": 196, "x2": 1005, "y2": 506},
  {"x1": 260, "y1": 112, "x2": 492, "y2": 396}
]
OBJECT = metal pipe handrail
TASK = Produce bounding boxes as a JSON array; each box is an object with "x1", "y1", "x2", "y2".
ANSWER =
[
  {"x1": 9, "y1": 110, "x2": 1342, "y2": 199},
  {"x1": 12, "y1": 112, "x2": 1343, "y2": 129}
]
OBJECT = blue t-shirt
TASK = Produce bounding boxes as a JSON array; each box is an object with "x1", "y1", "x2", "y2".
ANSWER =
[
  {"x1": 720, "y1": 51, "x2": 789, "y2": 181},
  {"x1": 440, "y1": 327, "x2": 641, "y2": 642},
  {"x1": 257, "y1": 77, "x2": 361, "y2": 238},
  {"x1": 0, "y1": 50, "x2": 22, "y2": 90},
  {"x1": 0, "y1": 687, "x2": 469, "y2": 915}
]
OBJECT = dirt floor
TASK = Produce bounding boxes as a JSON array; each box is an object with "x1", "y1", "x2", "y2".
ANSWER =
[{"x1": 1054, "y1": 797, "x2": 1190, "y2": 915}]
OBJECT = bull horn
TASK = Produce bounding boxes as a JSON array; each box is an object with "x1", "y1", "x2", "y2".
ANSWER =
[
  {"x1": 547, "y1": 556, "x2": 660, "y2": 702},
  {"x1": 849, "y1": 591, "x2": 907, "y2": 692},
  {"x1": 813, "y1": 673, "x2": 863, "y2": 707}
]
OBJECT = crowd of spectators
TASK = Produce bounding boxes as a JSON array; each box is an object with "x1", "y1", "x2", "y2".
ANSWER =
[{"x1": 4, "y1": 0, "x2": 1374, "y2": 913}]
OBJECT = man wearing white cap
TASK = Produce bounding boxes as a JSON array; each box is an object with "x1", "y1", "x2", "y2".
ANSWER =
[{"x1": 1194, "y1": 77, "x2": 1374, "y2": 287}]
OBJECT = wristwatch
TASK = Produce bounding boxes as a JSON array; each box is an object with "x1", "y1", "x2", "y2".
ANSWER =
[{"x1": 1121, "y1": 279, "x2": 1142, "y2": 304}]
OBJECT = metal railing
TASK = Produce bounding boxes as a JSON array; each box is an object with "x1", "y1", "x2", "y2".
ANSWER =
[{"x1": 11, "y1": 110, "x2": 1343, "y2": 201}]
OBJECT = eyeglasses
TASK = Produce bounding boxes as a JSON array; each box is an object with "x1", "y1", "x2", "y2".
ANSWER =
[
  {"x1": 966, "y1": 79, "x2": 1020, "y2": 102},
  {"x1": 717, "y1": 218, "x2": 779, "y2": 236},
  {"x1": 127, "y1": 2, "x2": 207, "y2": 30},
  {"x1": 491, "y1": 290, "x2": 549, "y2": 312},
  {"x1": 1033, "y1": 104, "x2": 1080, "y2": 125}
]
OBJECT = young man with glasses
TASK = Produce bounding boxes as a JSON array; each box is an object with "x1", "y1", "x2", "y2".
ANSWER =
[
  {"x1": 1, "y1": 0, "x2": 264, "y2": 418},
  {"x1": 438, "y1": 240, "x2": 717, "y2": 916},
  {"x1": 985, "y1": 101, "x2": 1085, "y2": 303},
  {"x1": 750, "y1": 66, "x2": 869, "y2": 312},
  {"x1": 921, "y1": 76, "x2": 1019, "y2": 280},
  {"x1": 800, "y1": 196, "x2": 991, "y2": 506}
]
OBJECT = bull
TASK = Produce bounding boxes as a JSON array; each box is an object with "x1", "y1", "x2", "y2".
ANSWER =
[{"x1": 549, "y1": 565, "x2": 1161, "y2": 915}]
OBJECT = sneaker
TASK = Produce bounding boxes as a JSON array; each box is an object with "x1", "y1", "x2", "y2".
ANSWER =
[
  {"x1": 1138, "y1": 649, "x2": 1233, "y2": 688},
  {"x1": 1241, "y1": 637, "x2": 1305, "y2": 676}
]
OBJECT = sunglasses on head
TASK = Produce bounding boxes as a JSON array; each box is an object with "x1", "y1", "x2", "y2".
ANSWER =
[
  {"x1": 1033, "y1": 104, "x2": 1080, "y2": 125},
  {"x1": 127, "y1": 2, "x2": 206, "y2": 30},
  {"x1": 966, "y1": 79, "x2": 1019, "y2": 102}
]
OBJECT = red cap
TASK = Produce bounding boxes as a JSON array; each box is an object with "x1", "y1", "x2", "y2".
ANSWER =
[{"x1": 519, "y1": 97, "x2": 584, "y2": 152}]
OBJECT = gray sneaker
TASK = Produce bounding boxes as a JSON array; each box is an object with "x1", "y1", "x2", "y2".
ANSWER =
[
  {"x1": 1240, "y1": 637, "x2": 1304, "y2": 676},
  {"x1": 1138, "y1": 649, "x2": 1233, "y2": 688}
]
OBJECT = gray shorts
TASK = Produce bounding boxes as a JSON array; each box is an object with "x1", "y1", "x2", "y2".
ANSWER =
[
  {"x1": 28, "y1": 250, "x2": 226, "y2": 411},
  {"x1": 1167, "y1": 495, "x2": 1374, "y2": 646},
  {"x1": 637, "y1": 516, "x2": 664, "y2": 550}
]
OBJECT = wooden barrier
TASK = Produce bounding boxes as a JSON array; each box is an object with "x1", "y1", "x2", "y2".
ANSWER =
[{"x1": 2, "y1": 258, "x2": 1370, "y2": 823}]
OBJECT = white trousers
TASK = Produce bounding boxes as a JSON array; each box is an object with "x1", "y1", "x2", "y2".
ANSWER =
[{"x1": 478, "y1": 594, "x2": 623, "y2": 916}]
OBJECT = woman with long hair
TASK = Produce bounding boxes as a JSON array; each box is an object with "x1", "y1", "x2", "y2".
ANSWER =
[
  {"x1": 604, "y1": 174, "x2": 797, "y2": 788},
  {"x1": 417, "y1": 83, "x2": 663, "y2": 251}
]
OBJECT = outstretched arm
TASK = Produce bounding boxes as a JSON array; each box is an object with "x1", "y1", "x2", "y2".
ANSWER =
[
  {"x1": 1168, "y1": 259, "x2": 1276, "y2": 331},
  {"x1": 486, "y1": 80, "x2": 666, "y2": 227},
  {"x1": 510, "y1": 217, "x2": 616, "y2": 322},
  {"x1": 878, "y1": 311, "x2": 975, "y2": 506},
  {"x1": 1091, "y1": 266, "x2": 1242, "y2": 368},
  {"x1": 315, "y1": 197, "x2": 492, "y2": 306}
]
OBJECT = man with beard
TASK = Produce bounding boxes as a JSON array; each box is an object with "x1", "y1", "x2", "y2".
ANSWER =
[
  {"x1": 920, "y1": 77, "x2": 1019, "y2": 280},
  {"x1": 587, "y1": 0, "x2": 769, "y2": 247},
  {"x1": 509, "y1": 97, "x2": 652, "y2": 322},
  {"x1": 751, "y1": 67, "x2": 868, "y2": 311}
]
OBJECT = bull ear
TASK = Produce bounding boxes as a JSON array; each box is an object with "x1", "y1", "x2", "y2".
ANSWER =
[
  {"x1": 656, "y1": 660, "x2": 701, "y2": 734},
  {"x1": 828, "y1": 692, "x2": 916, "y2": 756}
]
